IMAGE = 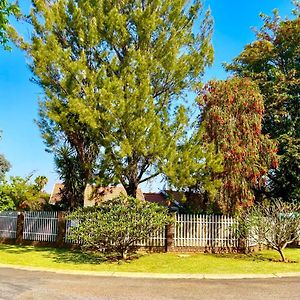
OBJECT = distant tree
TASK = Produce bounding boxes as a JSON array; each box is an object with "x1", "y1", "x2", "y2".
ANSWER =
[
  {"x1": 238, "y1": 200, "x2": 300, "y2": 262},
  {"x1": 0, "y1": 0, "x2": 18, "y2": 48},
  {"x1": 226, "y1": 6, "x2": 300, "y2": 202},
  {"x1": 0, "y1": 175, "x2": 49, "y2": 211},
  {"x1": 68, "y1": 195, "x2": 173, "y2": 259},
  {"x1": 0, "y1": 132, "x2": 11, "y2": 182},
  {"x1": 199, "y1": 78, "x2": 278, "y2": 214},
  {"x1": 10, "y1": 0, "x2": 215, "y2": 201},
  {"x1": 0, "y1": 154, "x2": 10, "y2": 182}
]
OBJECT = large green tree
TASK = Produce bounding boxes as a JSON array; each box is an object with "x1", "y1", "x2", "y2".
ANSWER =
[
  {"x1": 11, "y1": 0, "x2": 215, "y2": 202},
  {"x1": 226, "y1": 6, "x2": 300, "y2": 202},
  {"x1": 199, "y1": 78, "x2": 278, "y2": 214}
]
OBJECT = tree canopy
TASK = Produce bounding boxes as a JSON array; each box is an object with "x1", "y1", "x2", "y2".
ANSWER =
[
  {"x1": 199, "y1": 77, "x2": 278, "y2": 214},
  {"x1": 10, "y1": 0, "x2": 216, "y2": 205},
  {"x1": 0, "y1": 175, "x2": 49, "y2": 211},
  {"x1": 226, "y1": 6, "x2": 300, "y2": 202},
  {"x1": 0, "y1": 0, "x2": 18, "y2": 48}
]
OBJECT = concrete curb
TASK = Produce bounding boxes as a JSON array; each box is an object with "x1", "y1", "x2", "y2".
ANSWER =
[{"x1": 0, "y1": 264, "x2": 300, "y2": 280}]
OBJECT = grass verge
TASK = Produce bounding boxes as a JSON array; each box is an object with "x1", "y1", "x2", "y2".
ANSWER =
[{"x1": 0, "y1": 244, "x2": 300, "y2": 274}]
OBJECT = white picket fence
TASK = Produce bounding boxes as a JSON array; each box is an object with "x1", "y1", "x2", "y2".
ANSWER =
[
  {"x1": 0, "y1": 212, "x2": 18, "y2": 239},
  {"x1": 134, "y1": 229, "x2": 165, "y2": 247},
  {"x1": 174, "y1": 214, "x2": 239, "y2": 248},
  {"x1": 23, "y1": 211, "x2": 58, "y2": 242},
  {"x1": 0, "y1": 212, "x2": 242, "y2": 249}
]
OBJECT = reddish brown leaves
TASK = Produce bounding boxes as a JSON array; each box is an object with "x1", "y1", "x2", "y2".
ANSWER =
[{"x1": 199, "y1": 77, "x2": 278, "y2": 214}]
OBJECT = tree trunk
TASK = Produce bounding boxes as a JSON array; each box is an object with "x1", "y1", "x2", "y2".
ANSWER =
[
  {"x1": 278, "y1": 248, "x2": 286, "y2": 262},
  {"x1": 122, "y1": 248, "x2": 128, "y2": 260},
  {"x1": 125, "y1": 181, "x2": 139, "y2": 198}
]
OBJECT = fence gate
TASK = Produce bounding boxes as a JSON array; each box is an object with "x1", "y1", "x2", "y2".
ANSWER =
[
  {"x1": 0, "y1": 212, "x2": 18, "y2": 239},
  {"x1": 23, "y1": 211, "x2": 58, "y2": 242}
]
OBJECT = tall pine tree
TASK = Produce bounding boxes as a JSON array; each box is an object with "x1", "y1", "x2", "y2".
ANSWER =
[{"x1": 10, "y1": 0, "x2": 215, "y2": 203}]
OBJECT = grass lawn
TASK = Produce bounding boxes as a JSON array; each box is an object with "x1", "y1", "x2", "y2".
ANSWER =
[{"x1": 0, "y1": 244, "x2": 300, "y2": 274}]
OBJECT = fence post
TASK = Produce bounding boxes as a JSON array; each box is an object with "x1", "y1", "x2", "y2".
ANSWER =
[
  {"x1": 56, "y1": 212, "x2": 66, "y2": 248},
  {"x1": 15, "y1": 212, "x2": 24, "y2": 245},
  {"x1": 165, "y1": 213, "x2": 176, "y2": 252}
]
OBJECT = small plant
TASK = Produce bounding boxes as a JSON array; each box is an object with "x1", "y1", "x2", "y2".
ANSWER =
[
  {"x1": 238, "y1": 200, "x2": 300, "y2": 262},
  {"x1": 67, "y1": 195, "x2": 173, "y2": 259}
]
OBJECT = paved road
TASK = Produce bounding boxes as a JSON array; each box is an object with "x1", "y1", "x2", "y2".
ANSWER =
[{"x1": 1, "y1": 268, "x2": 300, "y2": 300}]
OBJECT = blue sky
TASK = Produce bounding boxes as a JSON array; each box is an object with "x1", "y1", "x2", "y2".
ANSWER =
[{"x1": 0, "y1": 1, "x2": 295, "y2": 193}]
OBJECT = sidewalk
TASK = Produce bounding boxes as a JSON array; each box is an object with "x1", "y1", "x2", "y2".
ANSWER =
[{"x1": 1, "y1": 263, "x2": 300, "y2": 280}]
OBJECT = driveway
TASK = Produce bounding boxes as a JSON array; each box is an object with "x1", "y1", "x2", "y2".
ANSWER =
[{"x1": 0, "y1": 267, "x2": 300, "y2": 300}]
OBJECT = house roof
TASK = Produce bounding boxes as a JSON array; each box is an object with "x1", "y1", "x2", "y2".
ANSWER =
[
  {"x1": 49, "y1": 183, "x2": 196, "y2": 209},
  {"x1": 143, "y1": 192, "x2": 167, "y2": 206},
  {"x1": 85, "y1": 185, "x2": 145, "y2": 203},
  {"x1": 49, "y1": 183, "x2": 145, "y2": 205},
  {"x1": 49, "y1": 183, "x2": 64, "y2": 204}
]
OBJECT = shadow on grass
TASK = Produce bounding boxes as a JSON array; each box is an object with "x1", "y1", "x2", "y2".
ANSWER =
[
  {"x1": 0, "y1": 244, "x2": 50, "y2": 254},
  {"x1": 205, "y1": 250, "x2": 300, "y2": 263},
  {"x1": 0, "y1": 244, "x2": 108, "y2": 265},
  {"x1": 0, "y1": 244, "x2": 274, "y2": 265},
  {"x1": 204, "y1": 252, "x2": 276, "y2": 262},
  {"x1": 50, "y1": 248, "x2": 108, "y2": 265}
]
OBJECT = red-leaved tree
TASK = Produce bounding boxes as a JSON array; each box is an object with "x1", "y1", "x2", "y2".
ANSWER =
[{"x1": 199, "y1": 77, "x2": 278, "y2": 214}]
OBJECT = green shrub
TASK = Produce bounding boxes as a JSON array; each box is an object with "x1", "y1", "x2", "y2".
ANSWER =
[{"x1": 67, "y1": 195, "x2": 173, "y2": 259}]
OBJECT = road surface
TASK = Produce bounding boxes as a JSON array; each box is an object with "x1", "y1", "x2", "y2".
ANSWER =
[{"x1": 0, "y1": 268, "x2": 300, "y2": 299}]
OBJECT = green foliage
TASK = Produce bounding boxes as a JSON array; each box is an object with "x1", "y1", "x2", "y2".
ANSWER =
[
  {"x1": 226, "y1": 6, "x2": 300, "y2": 202},
  {"x1": 11, "y1": 0, "x2": 214, "y2": 203},
  {"x1": 269, "y1": 137, "x2": 300, "y2": 202},
  {"x1": 163, "y1": 125, "x2": 223, "y2": 198},
  {"x1": 54, "y1": 145, "x2": 88, "y2": 209},
  {"x1": 237, "y1": 200, "x2": 300, "y2": 262},
  {"x1": 0, "y1": 132, "x2": 11, "y2": 182},
  {"x1": 199, "y1": 78, "x2": 278, "y2": 214},
  {"x1": 0, "y1": 175, "x2": 49, "y2": 211},
  {"x1": 0, "y1": 0, "x2": 18, "y2": 49},
  {"x1": 67, "y1": 195, "x2": 173, "y2": 259},
  {"x1": 0, "y1": 154, "x2": 10, "y2": 182}
]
